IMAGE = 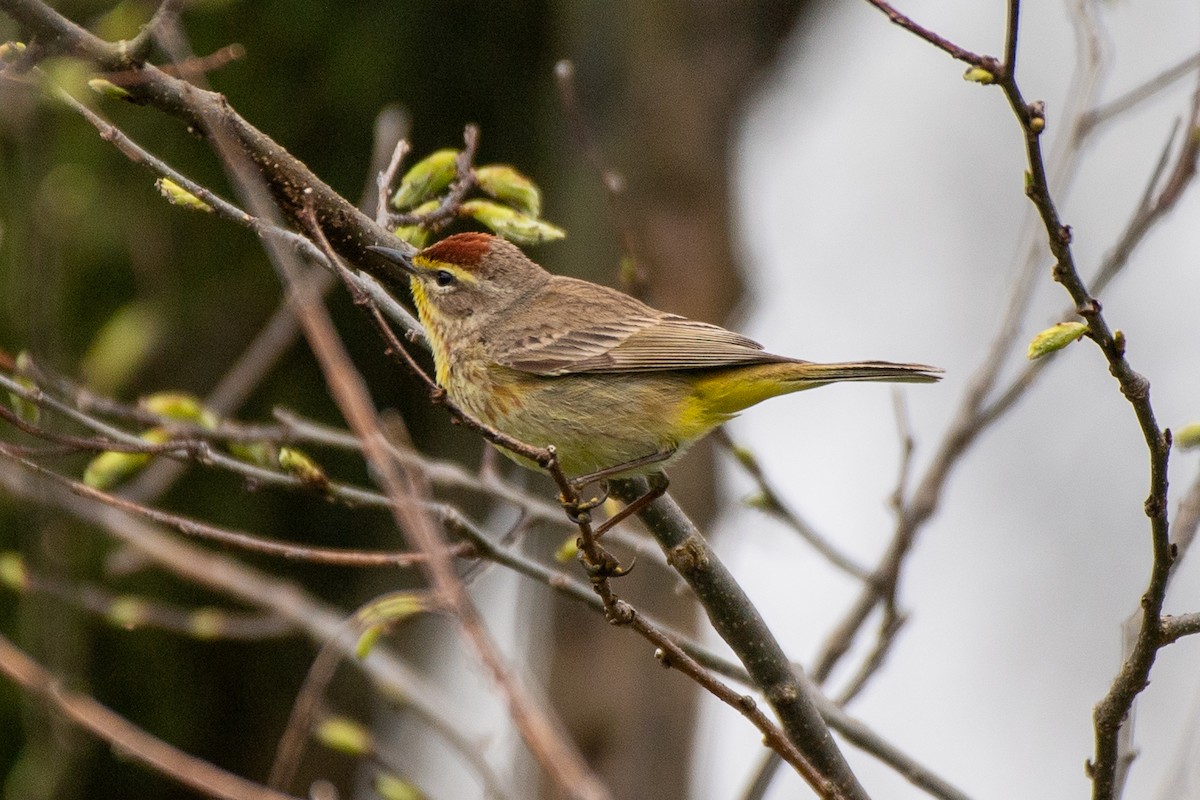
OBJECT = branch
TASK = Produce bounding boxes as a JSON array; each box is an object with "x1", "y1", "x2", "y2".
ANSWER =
[
  {"x1": 0, "y1": 632, "x2": 302, "y2": 800},
  {"x1": 610, "y1": 478, "x2": 870, "y2": 800},
  {"x1": 0, "y1": 458, "x2": 512, "y2": 797},
  {"x1": 862, "y1": 0, "x2": 992, "y2": 69},
  {"x1": 0, "y1": 0, "x2": 413, "y2": 292}
]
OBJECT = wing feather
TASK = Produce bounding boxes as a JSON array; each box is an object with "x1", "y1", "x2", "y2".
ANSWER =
[{"x1": 490, "y1": 277, "x2": 789, "y2": 375}]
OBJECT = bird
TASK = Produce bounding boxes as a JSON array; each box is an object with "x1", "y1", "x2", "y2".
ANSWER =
[{"x1": 369, "y1": 232, "x2": 940, "y2": 529}]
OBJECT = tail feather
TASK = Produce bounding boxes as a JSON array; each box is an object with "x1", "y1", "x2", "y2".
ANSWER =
[
  {"x1": 785, "y1": 360, "x2": 943, "y2": 384},
  {"x1": 690, "y1": 359, "x2": 942, "y2": 418}
]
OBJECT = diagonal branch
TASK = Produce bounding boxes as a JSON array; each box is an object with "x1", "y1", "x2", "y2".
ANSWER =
[{"x1": 0, "y1": 632, "x2": 302, "y2": 800}]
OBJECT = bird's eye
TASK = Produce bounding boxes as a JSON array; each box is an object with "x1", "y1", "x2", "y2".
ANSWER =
[{"x1": 434, "y1": 270, "x2": 456, "y2": 287}]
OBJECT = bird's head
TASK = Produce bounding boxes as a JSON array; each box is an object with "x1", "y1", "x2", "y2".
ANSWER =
[{"x1": 370, "y1": 232, "x2": 550, "y2": 324}]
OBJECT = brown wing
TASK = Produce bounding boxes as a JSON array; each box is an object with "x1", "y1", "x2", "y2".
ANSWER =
[{"x1": 490, "y1": 276, "x2": 790, "y2": 375}]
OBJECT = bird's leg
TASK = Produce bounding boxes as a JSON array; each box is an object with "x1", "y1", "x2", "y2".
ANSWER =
[
  {"x1": 567, "y1": 446, "x2": 677, "y2": 491},
  {"x1": 559, "y1": 446, "x2": 673, "y2": 525},
  {"x1": 592, "y1": 471, "x2": 669, "y2": 539},
  {"x1": 560, "y1": 449, "x2": 674, "y2": 569}
]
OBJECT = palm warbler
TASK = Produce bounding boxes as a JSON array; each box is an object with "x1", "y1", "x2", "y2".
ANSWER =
[{"x1": 370, "y1": 233, "x2": 940, "y2": 482}]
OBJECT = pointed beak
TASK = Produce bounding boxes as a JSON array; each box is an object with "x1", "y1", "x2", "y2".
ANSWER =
[{"x1": 366, "y1": 245, "x2": 419, "y2": 277}]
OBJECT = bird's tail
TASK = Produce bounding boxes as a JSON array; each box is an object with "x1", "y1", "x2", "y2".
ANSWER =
[
  {"x1": 777, "y1": 360, "x2": 943, "y2": 385},
  {"x1": 689, "y1": 359, "x2": 942, "y2": 418}
]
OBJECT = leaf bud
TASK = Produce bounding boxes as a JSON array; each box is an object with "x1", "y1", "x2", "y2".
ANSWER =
[
  {"x1": 8, "y1": 352, "x2": 40, "y2": 426},
  {"x1": 475, "y1": 164, "x2": 542, "y2": 217},
  {"x1": 554, "y1": 535, "x2": 579, "y2": 563},
  {"x1": 0, "y1": 42, "x2": 27, "y2": 62},
  {"x1": 82, "y1": 428, "x2": 170, "y2": 490},
  {"x1": 88, "y1": 78, "x2": 131, "y2": 100},
  {"x1": 79, "y1": 303, "x2": 164, "y2": 395},
  {"x1": 228, "y1": 441, "x2": 277, "y2": 467},
  {"x1": 1026, "y1": 321, "x2": 1088, "y2": 360},
  {"x1": 1177, "y1": 422, "x2": 1200, "y2": 450},
  {"x1": 374, "y1": 774, "x2": 425, "y2": 800},
  {"x1": 156, "y1": 177, "x2": 213, "y2": 212},
  {"x1": 106, "y1": 595, "x2": 148, "y2": 630},
  {"x1": 1027, "y1": 100, "x2": 1046, "y2": 134},
  {"x1": 0, "y1": 552, "x2": 28, "y2": 591},
  {"x1": 277, "y1": 447, "x2": 327, "y2": 488},
  {"x1": 390, "y1": 149, "x2": 458, "y2": 210},
  {"x1": 393, "y1": 200, "x2": 440, "y2": 248},
  {"x1": 315, "y1": 716, "x2": 373, "y2": 756},
  {"x1": 460, "y1": 199, "x2": 565, "y2": 245},
  {"x1": 963, "y1": 66, "x2": 996, "y2": 84},
  {"x1": 141, "y1": 391, "x2": 218, "y2": 429},
  {"x1": 189, "y1": 609, "x2": 225, "y2": 640}
]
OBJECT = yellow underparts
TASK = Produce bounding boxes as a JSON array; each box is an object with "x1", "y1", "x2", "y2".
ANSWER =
[{"x1": 676, "y1": 362, "x2": 822, "y2": 440}]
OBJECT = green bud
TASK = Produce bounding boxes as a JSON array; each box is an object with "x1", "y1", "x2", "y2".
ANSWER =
[
  {"x1": 88, "y1": 78, "x2": 132, "y2": 101},
  {"x1": 743, "y1": 492, "x2": 772, "y2": 511},
  {"x1": 1026, "y1": 322, "x2": 1088, "y2": 360},
  {"x1": 475, "y1": 164, "x2": 542, "y2": 217},
  {"x1": 40, "y1": 57, "x2": 94, "y2": 102},
  {"x1": 461, "y1": 199, "x2": 565, "y2": 245},
  {"x1": 79, "y1": 302, "x2": 165, "y2": 395},
  {"x1": 141, "y1": 392, "x2": 218, "y2": 429},
  {"x1": 277, "y1": 447, "x2": 327, "y2": 488},
  {"x1": 315, "y1": 716, "x2": 373, "y2": 757},
  {"x1": 84, "y1": 450, "x2": 150, "y2": 489},
  {"x1": 393, "y1": 200, "x2": 441, "y2": 248},
  {"x1": 0, "y1": 42, "x2": 28, "y2": 63},
  {"x1": 228, "y1": 440, "x2": 278, "y2": 468},
  {"x1": 358, "y1": 592, "x2": 427, "y2": 626},
  {"x1": 156, "y1": 177, "x2": 213, "y2": 213},
  {"x1": 189, "y1": 609, "x2": 225, "y2": 640},
  {"x1": 1176, "y1": 422, "x2": 1200, "y2": 450},
  {"x1": 106, "y1": 595, "x2": 147, "y2": 629},
  {"x1": 82, "y1": 428, "x2": 169, "y2": 490},
  {"x1": 391, "y1": 149, "x2": 459, "y2": 210},
  {"x1": 7, "y1": 353, "x2": 40, "y2": 426},
  {"x1": 554, "y1": 535, "x2": 579, "y2": 563},
  {"x1": 374, "y1": 773, "x2": 425, "y2": 800},
  {"x1": 0, "y1": 552, "x2": 29, "y2": 591},
  {"x1": 94, "y1": 1, "x2": 152, "y2": 41},
  {"x1": 730, "y1": 445, "x2": 757, "y2": 470},
  {"x1": 355, "y1": 624, "x2": 385, "y2": 660},
  {"x1": 354, "y1": 592, "x2": 428, "y2": 658},
  {"x1": 963, "y1": 66, "x2": 995, "y2": 84}
]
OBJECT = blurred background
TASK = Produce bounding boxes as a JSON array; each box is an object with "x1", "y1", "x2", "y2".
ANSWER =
[{"x1": 0, "y1": 1, "x2": 1198, "y2": 799}]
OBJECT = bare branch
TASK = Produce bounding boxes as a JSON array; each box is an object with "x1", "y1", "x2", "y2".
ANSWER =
[
  {"x1": 861, "y1": 0, "x2": 993, "y2": 69},
  {"x1": 0, "y1": 632, "x2": 302, "y2": 800}
]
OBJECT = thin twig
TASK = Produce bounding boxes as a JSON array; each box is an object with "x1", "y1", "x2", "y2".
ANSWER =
[
  {"x1": 0, "y1": 632, "x2": 302, "y2": 800},
  {"x1": 715, "y1": 430, "x2": 870, "y2": 581},
  {"x1": 553, "y1": 59, "x2": 649, "y2": 295},
  {"x1": 861, "y1": 0, "x2": 992, "y2": 69},
  {"x1": 1078, "y1": 49, "x2": 1200, "y2": 138},
  {"x1": 980, "y1": 3, "x2": 1179, "y2": 796},
  {"x1": 0, "y1": 458, "x2": 513, "y2": 797},
  {"x1": 0, "y1": 442, "x2": 450, "y2": 568}
]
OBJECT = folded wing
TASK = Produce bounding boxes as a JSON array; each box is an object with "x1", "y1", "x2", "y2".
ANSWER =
[{"x1": 491, "y1": 277, "x2": 791, "y2": 375}]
